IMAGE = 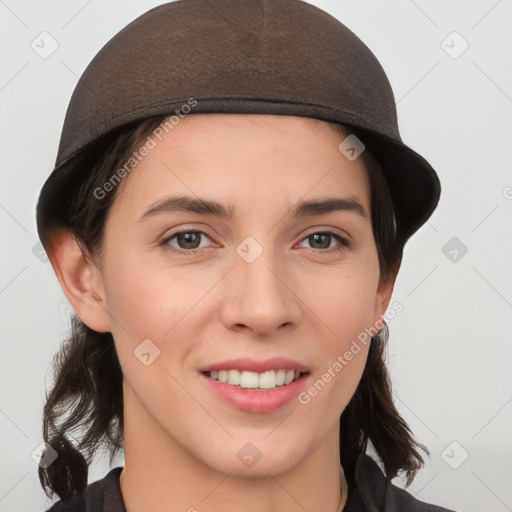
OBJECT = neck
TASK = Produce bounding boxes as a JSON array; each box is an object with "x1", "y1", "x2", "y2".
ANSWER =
[{"x1": 119, "y1": 384, "x2": 347, "y2": 512}]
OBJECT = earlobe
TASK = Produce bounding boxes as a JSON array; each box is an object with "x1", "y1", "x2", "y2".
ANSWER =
[{"x1": 46, "y1": 229, "x2": 111, "y2": 333}]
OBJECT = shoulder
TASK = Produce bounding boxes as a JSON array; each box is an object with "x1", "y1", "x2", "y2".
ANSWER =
[
  {"x1": 346, "y1": 453, "x2": 457, "y2": 512},
  {"x1": 44, "y1": 467, "x2": 124, "y2": 512}
]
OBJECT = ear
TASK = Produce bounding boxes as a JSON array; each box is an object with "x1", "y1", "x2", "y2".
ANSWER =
[
  {"x1": 46, "y1": 229, "x2": 111, "y2": 333},
  {"x1": 372, "y1": 264, "x2": 400, "y2": 326}
]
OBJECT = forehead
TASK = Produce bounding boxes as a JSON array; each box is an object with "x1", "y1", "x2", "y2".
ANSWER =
[{"x1": 110, "y1": 113, "x2": 371, "y2": 220}]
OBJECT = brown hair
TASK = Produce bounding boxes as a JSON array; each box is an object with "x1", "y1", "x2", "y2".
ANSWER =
[{"x1": 39, "y1": 115, "x2": 428, "y2": 503}]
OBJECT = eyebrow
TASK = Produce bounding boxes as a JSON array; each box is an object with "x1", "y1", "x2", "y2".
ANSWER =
[{"x1": 137, "y1": 194, "x2": 367, "y2": 223}]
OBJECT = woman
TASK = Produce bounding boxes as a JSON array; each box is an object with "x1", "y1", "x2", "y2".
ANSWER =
[{"x1": 36, "y1": 1, "x2": 456, "y2": 510}]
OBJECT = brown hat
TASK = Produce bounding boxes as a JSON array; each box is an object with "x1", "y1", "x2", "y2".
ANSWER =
[{"x1": 36, "y1": 0, "x2": 440, "y2": 247}]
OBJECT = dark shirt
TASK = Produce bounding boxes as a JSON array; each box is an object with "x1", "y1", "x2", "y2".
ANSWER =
[{"x1": 45, "y1": 453, "x2": 456, "y2": 512}]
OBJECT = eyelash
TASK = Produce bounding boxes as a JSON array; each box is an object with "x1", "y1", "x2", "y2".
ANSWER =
[{"x1": 160, "y1": 229, "x2": 350, "y2": 256}]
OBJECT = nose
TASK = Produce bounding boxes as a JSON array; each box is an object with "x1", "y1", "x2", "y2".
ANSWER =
[{"x1": 219, "y1": 246, "x2": 302, "y2": 337}]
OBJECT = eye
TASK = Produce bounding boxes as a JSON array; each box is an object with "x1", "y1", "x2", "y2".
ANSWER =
[
  {"x1": 161, "y1": 230, "x2": 213, "y2": 254},
  {"x1": 297, "y1": 231, "x2": 350, "y2": 253},
  {"x1": 160, "y1": 229, "x2": 350, "y2": 256}
]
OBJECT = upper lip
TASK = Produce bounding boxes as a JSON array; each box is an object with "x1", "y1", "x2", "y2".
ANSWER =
[{"x1": 199, "y1": 357, "x2": 309, "y2": 374}]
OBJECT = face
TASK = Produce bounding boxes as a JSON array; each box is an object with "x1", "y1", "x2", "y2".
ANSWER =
[{"x1": 91, "y1": 114, "x2": 393, "y2": 476}]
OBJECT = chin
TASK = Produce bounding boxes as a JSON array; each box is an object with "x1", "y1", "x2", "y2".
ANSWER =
[{"x1": 196, "y1": 435, "x2": 310, "y2": 477}]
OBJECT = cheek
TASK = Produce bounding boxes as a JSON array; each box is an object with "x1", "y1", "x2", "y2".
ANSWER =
[
  {"x1": 298, "y1": 264, "x2": 381, "y2": 341},
  {"x1": 101, "y1": 249, "x2": 218, "y2": 361},
  {"x1": 294, "y1": 266, "x2": 378, "y2": 406}
]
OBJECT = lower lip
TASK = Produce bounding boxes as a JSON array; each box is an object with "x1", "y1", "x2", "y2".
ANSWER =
[{"x1": 200, "y1": 372, "x2": 310, "y2": 413}]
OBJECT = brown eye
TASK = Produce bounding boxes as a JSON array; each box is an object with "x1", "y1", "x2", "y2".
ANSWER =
[
  {"x1": 298, "y1": 231, "x2": 350, "y2": 252},
  {"x1": 176, "y1": 232, "x2": 202, "y2": 249},
  {"x1": 163, "y1": 230, "x2": 212, "y2": 252},
  {"x1": 308, "y1": 233, "x2": 332, "y2": 249}
]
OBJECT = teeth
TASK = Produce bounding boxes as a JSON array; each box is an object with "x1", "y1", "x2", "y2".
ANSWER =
[
  {"x1": 207, "y1": 369, "x2": 303, "y2": 389},
  {"x1": 227, "y1": 369, "x2": 240, "y2": 385}
]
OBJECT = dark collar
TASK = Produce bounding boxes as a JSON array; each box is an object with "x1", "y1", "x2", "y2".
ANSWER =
[
  {"x1": 52, "y1": 454, "x2": 455, "y2": 512},
  {"x1": 347, "y1": 452, "x2": 456, "y2": 512}
]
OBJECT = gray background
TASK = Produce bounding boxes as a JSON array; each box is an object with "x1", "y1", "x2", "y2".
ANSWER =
[{"x1": 1, "y1": 1, "x2": 511, "y2": 510}]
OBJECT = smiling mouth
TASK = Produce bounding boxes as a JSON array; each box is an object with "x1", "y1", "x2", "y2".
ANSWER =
[{"x1": 202, "y1": 369, "x2": 308, "y2": 390}]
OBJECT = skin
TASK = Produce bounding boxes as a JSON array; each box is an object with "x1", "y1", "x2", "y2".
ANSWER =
[{"x1": 51, "y1": 114, "x2": 395, "y2": 512}]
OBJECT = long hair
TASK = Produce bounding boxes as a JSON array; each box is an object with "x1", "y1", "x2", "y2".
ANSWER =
[
  {"x1": 38, "y1": 116, "x2": 428, "y2": 502},
  {"x1": 336, "y1": 125, "x2": 429, "y2": 486}
]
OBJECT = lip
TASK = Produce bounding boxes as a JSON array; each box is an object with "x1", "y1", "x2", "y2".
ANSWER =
[
  {"x1": 200, "y1": 371, "x2": 310, "y2": 413},
  {"x1": 199, "y1": 357, "x2": 309, "y2": 373}
]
